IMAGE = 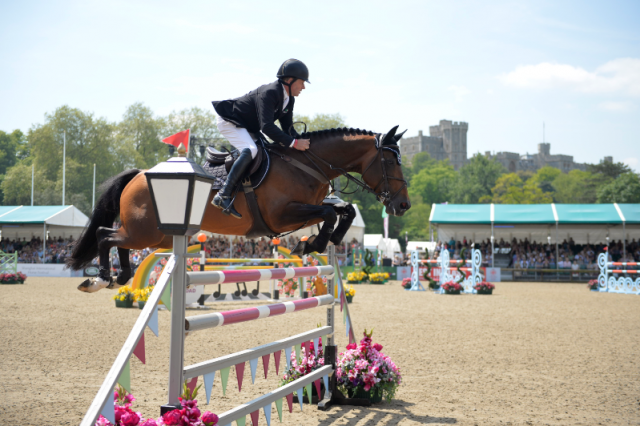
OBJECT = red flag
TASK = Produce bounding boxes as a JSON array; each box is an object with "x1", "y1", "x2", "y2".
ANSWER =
[{"x1": 162, "y1": 129, "x2": 190, "y2": 150}]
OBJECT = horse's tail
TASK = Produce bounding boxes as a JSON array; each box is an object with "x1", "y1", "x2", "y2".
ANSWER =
[{"x1": 66, "y1": 169, "x2": 141, "y2": 270}]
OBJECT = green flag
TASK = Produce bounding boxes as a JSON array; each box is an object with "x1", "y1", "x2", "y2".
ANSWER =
[{"x1": 381, "y1": 207, "x2": 388, "y2": 218}]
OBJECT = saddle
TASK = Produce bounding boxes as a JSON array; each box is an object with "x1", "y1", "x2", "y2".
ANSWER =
[{"x1": 202, "y1": 140, "x2": 273, "y2": 239}]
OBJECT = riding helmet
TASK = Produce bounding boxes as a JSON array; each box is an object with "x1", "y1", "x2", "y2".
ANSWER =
[{"x1": 277, "y1": 59, "x2": 310, "y2": 83}]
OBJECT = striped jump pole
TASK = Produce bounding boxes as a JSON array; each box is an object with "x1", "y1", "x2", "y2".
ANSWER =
[
  {"x1": 597, "y1": 253, "x2": 640, "y2": 295},
  {"x1": 186, "y1": 265, "x2": 334, "y2": 286}
]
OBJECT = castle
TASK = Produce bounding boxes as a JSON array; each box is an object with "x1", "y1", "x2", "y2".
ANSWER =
[
  {"x1": 400, "y1": 120, "x2": 469, "y2": 170},
  {"x1": 401, "y1": 120, "x2": 591, "y2": 173}
]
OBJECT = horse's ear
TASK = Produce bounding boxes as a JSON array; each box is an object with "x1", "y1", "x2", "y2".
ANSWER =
[
  {"x1": 382, "y1": 125, "x2": 399, "y2": 145},
  {"x1": 393, "y1": 129, "x2": 407, "y2": 142}
]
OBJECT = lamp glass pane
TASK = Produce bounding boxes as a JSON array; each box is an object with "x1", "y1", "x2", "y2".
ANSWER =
[
  {"x1": 189, "y1": 180, "x2": 213, "y2": 226},
  {"x1": 150, "y1": 178, "x2": 189, "y2": 224}
]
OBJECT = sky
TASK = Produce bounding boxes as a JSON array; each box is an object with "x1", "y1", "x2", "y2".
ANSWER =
[{"x1": 1, "y1": 0, "x2": 639, "y2": 169}]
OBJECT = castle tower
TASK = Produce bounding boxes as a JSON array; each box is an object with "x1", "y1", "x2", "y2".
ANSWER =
[{"x1": 430, "y1": 120, "x2": 468, "y2": 170}]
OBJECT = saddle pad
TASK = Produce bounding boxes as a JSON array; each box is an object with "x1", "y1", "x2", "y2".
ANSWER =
[{"x1": 202, "y1": 145, "x2": 270, "y2": 191}]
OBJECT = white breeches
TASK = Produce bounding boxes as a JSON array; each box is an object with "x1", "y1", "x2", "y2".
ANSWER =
[{"x1": 216, "y1": 116, "x2": 258, "y2": 159}]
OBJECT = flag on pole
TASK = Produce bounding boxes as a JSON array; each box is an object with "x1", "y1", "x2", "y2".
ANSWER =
[
  {"x1": 162, "y1": 129, "x2": 190, "y2": 151},
  {"x1": 382, "y1": 207, "x2": 389, "y2": 239}
]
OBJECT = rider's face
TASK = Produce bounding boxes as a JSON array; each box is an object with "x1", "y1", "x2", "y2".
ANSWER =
[{"x1": 287, "y1": 79, "x2": 306, "y2": 97}]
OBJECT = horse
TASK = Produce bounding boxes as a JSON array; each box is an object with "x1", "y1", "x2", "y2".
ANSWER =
[{"x1": 67, "y1": 126, "x2": 411, "y2": 292}]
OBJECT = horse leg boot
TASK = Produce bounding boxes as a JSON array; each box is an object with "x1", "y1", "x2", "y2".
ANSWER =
[
  {"x1": 289, "y1": 205, "x2": 338, "y2": 255},
  {"x1": 212, "y1": 148, "x2": 252, "y2": 219},
  {"x1": 329, "y1": 202, "x2": 356, "y2": 246},
  {"x1": 77, "y1": 227, "x2": 117, "y2": 293},
  {"x1": 115, "y1": 247, "x2": 132, "y2": 286}
]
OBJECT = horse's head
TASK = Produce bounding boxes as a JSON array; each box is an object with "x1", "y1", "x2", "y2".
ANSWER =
[{"x1": 360, "y1": 125, "x2": 411, "y2": 217}]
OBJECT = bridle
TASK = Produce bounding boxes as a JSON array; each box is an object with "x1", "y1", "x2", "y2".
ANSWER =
[{"x1": 301, "y1": 133, "x2": 408, "y2": 207}]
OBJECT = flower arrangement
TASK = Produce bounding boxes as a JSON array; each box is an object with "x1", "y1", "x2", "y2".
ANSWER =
[
  {"x1": 588, "y1": 279, "x2": 599, "y2": 291},
  {"x1": 336, "y1": 330, "x2": 401, "y2": 403},
  {"x1": 113, "y1": 285, "x2": 135, "y2": 302},
  {"x1": 95, "y1": 382, "x2": 219, "y2": 426},
  {"x1": 401, "y1": 278, "x2": 412, "y2": 289},
  {"x1": 344, "y1": 285, "x2": 356, "y2": 297},
  {"x1": 473, "y1": 281, "x2": 495, "y2": 294},
  {"x1": 347, "y1": 271, "x2": 367, "y2": 283},
  {"x1": 280, "y1": 338, "x2": 324, "y2": 400},
  {"x1": 442, "y1": 281, "x2": 463, "y2": 294},
  {"x1": 368, "y1": 273, "x2": 386, "y2": 284},
  {"x1": 0, "y1": 272, "x2": 27, "y2": 284},
  {"x1": 133, "y1": 286, "x2": 153, "y2": 303}
]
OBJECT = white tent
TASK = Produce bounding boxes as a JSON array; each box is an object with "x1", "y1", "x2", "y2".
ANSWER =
[
  {"x1": 363, "y1": 234, "x2": 384, "y2": 251},
  {"x1": 0, "y1": 205, "x2": 90, "y2": 240},
  {"x1": 407, "y1": 240, "x2": 437, "y2": 254},
  {"x1": 380, "y1": 238, "x2": 402, "y2": 259}
]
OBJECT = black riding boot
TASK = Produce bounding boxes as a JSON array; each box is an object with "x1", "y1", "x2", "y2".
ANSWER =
[{"x1": 212, "y1": 148, "x2": 253, "y2": 219}]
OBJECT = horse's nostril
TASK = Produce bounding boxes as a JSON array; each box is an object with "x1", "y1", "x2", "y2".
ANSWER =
[{"x1": 400, "y1": 202, "x2": 409, "y2": 210}]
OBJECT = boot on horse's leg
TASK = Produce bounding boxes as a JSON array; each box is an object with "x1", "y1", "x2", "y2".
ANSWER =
[
  {"x1": 329, "y1": 203, "x2": 356, "y2": 246},
  {"x1": 290, "y1": 205, "x2": 338, "y2": 255},
  {"x1": 212, "y1": 148, "x2": 252, "y2": 219}
]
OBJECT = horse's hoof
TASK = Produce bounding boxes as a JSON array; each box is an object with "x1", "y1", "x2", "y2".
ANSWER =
[
  {"x1": 77, "y1": 277, "x2": 111, "y2": 293},
  {"x1": 302, "y1": 236, "x2": 318, "y2": 255},
  {"x1": 290, "y1": 241, "x2": 307, "y2": 256}
]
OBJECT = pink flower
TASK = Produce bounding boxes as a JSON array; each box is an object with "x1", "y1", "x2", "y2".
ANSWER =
[
  {"x1": 202, "y1": 411, "x2": 219, "y2": 426},
  {"x1": 121, "y1": 412, "x2": 141, "y2": 426},
  {"x1": 373, "y1": 343, "x2": 383, "y2": 351},
  {"x1": 162, "y1": 410, "x2": 181, "y2": 425},
  {"x1": 346, "y1": 343, "x2": 357, "y2": 350},
  {"x1": 140, "y1": 420, "x2": 158, "y2": 426}
]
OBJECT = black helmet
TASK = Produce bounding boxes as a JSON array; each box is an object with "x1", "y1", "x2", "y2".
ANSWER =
[{"x1": 277, "y1": 59, "x2": 310, "y2": 83}]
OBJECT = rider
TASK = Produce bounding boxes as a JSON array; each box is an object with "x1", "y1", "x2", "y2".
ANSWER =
[{"x1": 211, "y1": 59, "x2": 311, "y2": 219}]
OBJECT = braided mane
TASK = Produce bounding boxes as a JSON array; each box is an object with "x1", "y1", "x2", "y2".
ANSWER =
[{"x1": 300, "y1": 127, "x2": 376, "y2": 140}]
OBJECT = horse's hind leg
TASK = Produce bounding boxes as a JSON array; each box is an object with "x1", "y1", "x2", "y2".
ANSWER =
[
  {"x1": 77, "y1": 226, "x2": 119, "y2": 293},
  {"x1": 115, "y1": 247, "x2": 132, "y2": 286}
]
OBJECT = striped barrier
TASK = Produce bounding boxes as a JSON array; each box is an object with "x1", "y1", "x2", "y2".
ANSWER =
[
  {"x1": 409, "y1": 249, "x2": 483, "y2": 293},
  {"x1": 81, "y1": 242, "x2": 360, "y2": 426},
  {"x1": 597, "y1": 253, "x2": 640, "y2": 295}
]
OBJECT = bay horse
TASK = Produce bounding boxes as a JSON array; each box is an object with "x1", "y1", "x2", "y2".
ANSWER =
[{"x1": 67, "y1": 126, "x2": 411, "y2": 292}]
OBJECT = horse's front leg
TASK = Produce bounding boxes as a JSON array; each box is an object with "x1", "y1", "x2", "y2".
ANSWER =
[
  {"x1": 285, "y1": 203, "x2": 338, "y2": 256},
  {"x1": 328, "y1": 202, "x2": 356, "y2": 246}
]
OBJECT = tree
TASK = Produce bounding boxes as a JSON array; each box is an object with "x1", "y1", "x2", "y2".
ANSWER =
[
  {"x1": 588, "y1": 161, "x2": 632, "y2": 179},
  {"x1": 1, "y1": 162, "x2": 55, "y2": 205},
  {"x1": 449, "y1": 154, "x2": 505, "y2": 204},
  {"x1": 481, "y1": 173, "x2": 552, "y2": 204},
  {"x1": 115, "y1": 103, "x2": 167, "y2": 169},
  {"x1": 552, "y1": 170, "x2": 604, "y2": 203},
  {"x1": 165, "y1": 107, "x2": 222, "y2": 160},
  {"x1": 0, "y1": 129, "x2": 27, "y2": 204},
  {"x1": 409, "y1": 159, "x2": 456, "y2": 205},
  {"x1": 400, "y1": 202, "x2": 431, "y2": 240},
  {"x1": 530, "y1": 166, "x2": 561, "y2": 195},
  {"x1": 596, "y1": 173, "x2": 640, "y2": 203},
  {"x1": 292, "y1": 113, "x2": 347, "y2": 134}
]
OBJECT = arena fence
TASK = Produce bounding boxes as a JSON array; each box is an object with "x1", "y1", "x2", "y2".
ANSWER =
[{"x1": 597, "y1": 253, "x2": 640, "y2": 295}]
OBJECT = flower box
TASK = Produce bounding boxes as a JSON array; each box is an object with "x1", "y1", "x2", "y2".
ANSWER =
[
  {"x1": 442, "y1": 281, "x2": 463, "y2": 295},
  {"x1": 346, "y1": 295, "x2": 353, "y2": 303},
  {"x1": 0, "y1": 272, "x2": 27, "y2": 284},
  {"x1": 476, "y1": 289, "x2": 493, "y2": 295},
  {"x1": 293, "y1": 383, "x2": 325, "y2": 404},
  {"x1": 473, "y1": 281, "x2": 495, "y2": 295},
  {"x1": 138, "y1": 301, "x2": 146, "y2": 309},
  {"x1": 116, "y1": 299, "x2": 134, "y2": 308},
  {"x1": 348, "y1": 387, "x2": 383, "y2": 404}
]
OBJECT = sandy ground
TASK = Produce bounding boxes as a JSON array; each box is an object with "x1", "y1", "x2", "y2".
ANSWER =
[{"x1": 1, "y1": 278, "x2": 639, "y2": 426}]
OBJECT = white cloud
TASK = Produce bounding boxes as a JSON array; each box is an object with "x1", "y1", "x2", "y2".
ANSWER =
[
  {"x1": 599, "y1": 101, "x2": 635, "y2": 112},
  {"x1": 500, "y1": 58, "x2": 640, "y2": 96},
  {"x1": 449, "y1": 85, "x2": 471, "y2": 101}
]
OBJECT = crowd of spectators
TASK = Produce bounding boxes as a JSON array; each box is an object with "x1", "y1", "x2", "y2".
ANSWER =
[
  {"x1": 431, "y1": 236, "x2": 640, "y2": 269},
  {"x1": 1, "y1": 236, "x2": 74, "y2": 264}
]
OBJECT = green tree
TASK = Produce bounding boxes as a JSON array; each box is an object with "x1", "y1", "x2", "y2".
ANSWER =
[
  {"x1": 0, "y1": 129, "x2": 27, "y2": 204},
  {"x1": 449, "y1": 154, "x2": 505, "y2": 204},
  {"x1": 481, "y1": 173, "x2": 552, "y2": 204},
  {"x1": 292, "y1": 113, "x2": 347, "y2": 134},
  {"x1": 588, "y1": 161, "x2": 631, "y2": 179},
  {"x1": 399, "y1": 202, "x2": 431, "y2": 240},
  {"x1": 596, "y1": 173, "x2": 640, "y2": 203},
  {"x1": 409, "y1": 159, "x2": 456, "y2": 205},
  {"x1": 552, "y1": 170, "x2": 604, "y2": 203},
  {"x1": 1, "y1": 162, "x2": 55, "y2": 205},
  {"x1": 114, "y1": 103, "x2": 167, "y2": 169},
  {"x1": 164, "y1": 107, "x2": 221, "y2": 160},
  {"x1": 530, "y1": 166, "x2": 562, "y2": 195}
]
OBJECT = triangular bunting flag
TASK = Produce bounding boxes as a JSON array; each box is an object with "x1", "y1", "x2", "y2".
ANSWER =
[
  {"x1": 274, "y1": 350, "x2": 281, "y2": 375},
  {"x1": 313, "y1": 338, "x2": 319, "y2": 355},
  {"x1": 314, "y1": 379, "x2": 322, "y2": 399},
  {"x1": 285, "y1": 393, "x2": 293, "y2": 413},
  {"x1": 322, "y1": 375, "x2": 329, "y2": 395},
  {"x1": 235, "y1": 362, "x2": 245, "y2": 391},
  {"x1": 343, "y1": 305, "x2": 347, "y2": 322},
  {"x1": 275, "y1": 398, "x2": 283, "y2": 422},
  {"x1": 204, "y1": 372, "x2": 215, "y2": 404},
  {"x1": 187, "y1": 376, "x2": 198, "y2": 394},
  {"x1": 305, "y1": 383, "x2": 312, "y2": 405},
  {"x1": 250, "y1": 410, "x2": 259, "y2": 426},
  {"x1": 264, "y1": 402, "x2": 272, "y2": 426},
  {"x1": 162, "y1": 129, "x2": 190, "y2": 150},
  {"x1": 303, "y1": 341, "x2": 309, "y2": 357},
  {"x1": 118, "y1": 361, "x2": 131, "y2": 393},
  {"x1": 100, "y1": 401, "x2": 115, "y2": 425},
  {"x1": 221, "y1": 367, "x2": 230, "y2": 396},
  {"x1": 148, "y1": 307, "x2": 159, "y2": 337},
  {"x1": 262, "y1": 354, "x2": 270, "y2": 379},
  {"x1": 133, "y1": 334, "x2": 145, "y2": 364},
  {"x1": 296, "y1": 387, "x2": 304, "y2": 411},
  {"x1": 249, "y1": 358, "x2": 258, "y2": 384},
  {"x1": 236, "y1": 416, "x2": 246, "y2": 426},
  {"x1": 294, "y1": 344, "x2": 301, "y2": 362},
  {"x1": 346, "y1": 317, "x2": 350, "y2": 337},
  {"x1": 284, "y1": 347, "x2": 292, "y2": 370},
  {"x1": 161, "y1": 280, "x2": 172, "y2": 311}
]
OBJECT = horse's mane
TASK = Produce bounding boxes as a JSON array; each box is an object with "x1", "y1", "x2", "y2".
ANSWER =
[{"x1": 300, "y1": 127, "x2": 376, "y2": 140}]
